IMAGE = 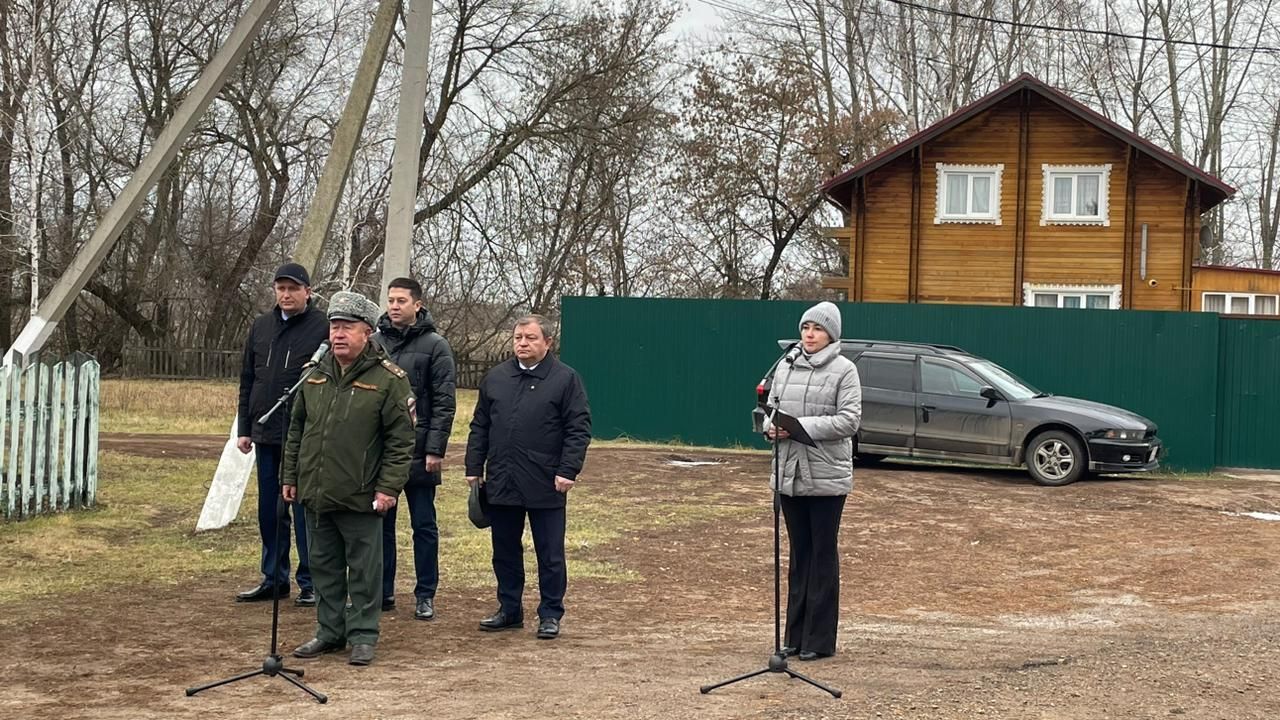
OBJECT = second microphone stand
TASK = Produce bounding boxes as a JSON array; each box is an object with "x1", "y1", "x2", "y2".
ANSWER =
[
  {"x1": 700, "y1": 356, "x2": 841, "y2": 698},
  {"x1": 186, "y1": 359, "x2": 328, "y2": 703}
]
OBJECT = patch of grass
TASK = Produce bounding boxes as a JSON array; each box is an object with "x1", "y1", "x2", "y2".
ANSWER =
[
  {"x1": 431, "y1": 459, "x2": 753, "y2": 587},
  {"x1": 100, "y1": 378, "x2": 751, "y2": 459},
  {"x1": 436, "y1": 477, "x2": 643, "y2": 586},
  {"x1": 101, "y1": 379, "x2": 479, "y2": 441},
  {"x1": 0, "y1": 446, "x2": 750, "y2": 607},
  {"x1": 0, "y1": 452, "x2": 258, "y2": 603},
  {"x1": 451, "y1": 391, "x2": 478, "y2": 440},
  {"x1": 101, "y1": 379, "x2": 242, "y2": 434}
]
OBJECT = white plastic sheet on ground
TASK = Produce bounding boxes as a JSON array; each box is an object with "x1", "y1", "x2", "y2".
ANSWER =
[
  {"x1": 197, "y1": 418, "x2": 255, "y2": 531},
  {"x1": 665, "y1": 460, "x2": 723, "y2": 467},
  {"x1": 1222, "y1": 510, "x2": 1280, "y2": 522}
]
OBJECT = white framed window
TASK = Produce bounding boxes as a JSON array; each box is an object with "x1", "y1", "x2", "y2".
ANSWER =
[
  {"x1": 1202, "y1": 292, "x2": 1280, "y2": 315},
  {"x1": 1041, "y1": 164, "x2": 1111, "y2": 226},
  {"x1": 935, "y1": 163, "x2": 1003, "y2": 225},
  {"x1": 1023, "y1": 283, "x2": 1121, "y2": 309}
]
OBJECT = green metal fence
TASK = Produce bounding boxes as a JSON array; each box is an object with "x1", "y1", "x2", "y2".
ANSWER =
[
  {"x1": 1215, "y1": 318, "x2": 1280, "y2": 469},
  {"x1": 561, "y1": 297, "x2": 1274, "y2": 472}
]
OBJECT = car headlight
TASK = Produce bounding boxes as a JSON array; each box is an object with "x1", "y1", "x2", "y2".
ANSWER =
[{"x1": 1102, "y1": 429, "x2": 1142, "y2": 440}]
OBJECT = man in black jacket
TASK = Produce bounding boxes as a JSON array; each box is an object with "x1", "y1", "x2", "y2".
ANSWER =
[
  {"x1": 373, "y1": 277, "x2": 456, "y2": 621},
  {"x1": 234, "y1": 263, "x2": 329, "y2": 605},
  {"x1": 465, "y1": 314, "x2": 591, "y2": 640}
]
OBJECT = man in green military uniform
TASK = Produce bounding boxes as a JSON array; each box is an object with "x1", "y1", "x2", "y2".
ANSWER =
[{"x1": 282, "y1": 290, "x2": 415, "y2": 667}]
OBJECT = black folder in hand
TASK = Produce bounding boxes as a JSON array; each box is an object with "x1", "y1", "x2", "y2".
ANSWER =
[{"x1": 769, "y1": 408, "x2": 815, "y2": 447}]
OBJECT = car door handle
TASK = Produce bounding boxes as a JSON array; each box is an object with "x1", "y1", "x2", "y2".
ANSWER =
[{"x1": 920, "y1": 404, "x2": 935, "y2": 422}]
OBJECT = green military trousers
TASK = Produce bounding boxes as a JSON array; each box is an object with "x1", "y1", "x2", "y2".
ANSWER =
[{"x1": 305, "y1": 510, "x2": 383, "y2": 646}]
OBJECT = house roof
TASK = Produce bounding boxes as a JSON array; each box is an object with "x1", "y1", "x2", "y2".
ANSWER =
[
  {"x1": 1194, "y1": 263, "x2": 1280, "y2": 277},
  {"x1": 821, "y1": 73, "x2": 1234, "y2": 212}
]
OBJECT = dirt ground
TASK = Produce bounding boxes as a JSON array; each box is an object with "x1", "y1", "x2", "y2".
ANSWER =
[{"x1": 5, "y1": 437, "x2": 1280, "y2": 719}]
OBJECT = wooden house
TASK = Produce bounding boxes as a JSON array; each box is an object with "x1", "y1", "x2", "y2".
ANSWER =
[
  {"x1": 1191, "y1": 265, "x2": 1280, "y2": 315},
  {"x1": 819, "y1": 74, "x2": 1236, "y2": 312}
]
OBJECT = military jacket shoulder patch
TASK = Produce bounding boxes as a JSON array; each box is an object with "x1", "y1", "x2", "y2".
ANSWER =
[{"x1": 381, "y1": 359, "x2": 407, "y2": 378}]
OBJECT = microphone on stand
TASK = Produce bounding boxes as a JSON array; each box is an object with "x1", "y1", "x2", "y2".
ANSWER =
[
  {"x1": 782, "y1": 343, "x2": 803, "y2": 365},
  {"x1": 757, "y1": 343, "x2": 802, "y2": 414},
  {"x1": 303, "y1": 341, "x2": 330, "y2": 367},
  {"x1": 256, "y1": 341, "x2": 330, "y2": 426}
]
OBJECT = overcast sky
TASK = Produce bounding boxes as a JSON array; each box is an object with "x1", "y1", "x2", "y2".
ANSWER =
[{"x1": 671, "y1": 0, "x2": 724, "y2": 38}]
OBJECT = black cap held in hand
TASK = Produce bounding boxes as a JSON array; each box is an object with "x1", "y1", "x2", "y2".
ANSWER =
[
  {"x1": 468, "y1": 483, "x2": 491, "y2": 528},
  {"x1": 273, "y1": 262, "x2": 311, "y2": 287}
]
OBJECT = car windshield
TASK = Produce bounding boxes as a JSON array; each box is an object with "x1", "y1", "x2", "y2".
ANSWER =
[{"x1": 968, "y1": 359, "x2": 1041, "y2": 401}]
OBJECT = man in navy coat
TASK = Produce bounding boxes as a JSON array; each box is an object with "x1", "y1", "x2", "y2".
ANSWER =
[
  {"x1": 465, "y1": 314, "x2": 591, "y2": 640},
  {"x1": 234, "y1": 263, "x2": 328, "y2": 605}
]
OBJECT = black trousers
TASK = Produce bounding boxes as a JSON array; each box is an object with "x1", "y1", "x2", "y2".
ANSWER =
[
  {"x1": 780, "y1": 493, "x2": 847, "y2": 656},
  {"x1": 381, "y1": 483, "x2": 439, "y2": 602},
  {"x1": 255, "y1": 444, "x2": 311, "y2": 591},
  {"x1": 489, "y1": 504, "x2": 567, "y2": 621}
]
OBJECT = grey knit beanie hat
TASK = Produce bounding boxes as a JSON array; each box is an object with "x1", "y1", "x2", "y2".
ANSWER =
[{"x1": 799, "y1": 301, "x2": 842, "y2": 342}]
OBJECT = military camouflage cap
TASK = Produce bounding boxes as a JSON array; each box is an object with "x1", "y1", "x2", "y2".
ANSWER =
[{"x1": 327, "y1": 290, "x2": 380, "y2": 328}]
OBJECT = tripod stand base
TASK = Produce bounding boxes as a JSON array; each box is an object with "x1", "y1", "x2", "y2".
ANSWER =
[
  {"x1": 700, "y1": 652, "x2": 842, "y2": 698},
  {"x1": 186, "y1": 655, "x2": 328, "y2": 703}
]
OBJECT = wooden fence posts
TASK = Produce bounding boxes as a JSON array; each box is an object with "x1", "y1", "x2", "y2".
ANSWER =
[{"x1": 0, "y1": 354, "x2": 100, "y2": 520}]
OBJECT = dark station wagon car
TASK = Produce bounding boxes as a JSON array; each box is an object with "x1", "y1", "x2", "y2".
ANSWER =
[{"x1": 753, "y1": 339, "x2": 1162, "y2": 486}]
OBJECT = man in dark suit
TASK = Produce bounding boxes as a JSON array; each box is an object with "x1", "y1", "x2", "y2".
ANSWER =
[
  {"x1": 465, "y1": 314, "x2": 591, "y2": 640},
  {"x1": 234, "y1": 263, "x2": 328, "y2": 605}
]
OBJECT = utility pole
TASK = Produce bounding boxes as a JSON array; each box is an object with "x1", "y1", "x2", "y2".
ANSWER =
[
  {"x1": 3, "y1": 0, "x2": 284, "y2": 365},
  {"x1": 382, "y1": 0, "x2": 436, "y2": 300},
  {"x1": 291, "y1": 0, "x2": 402, "y2": 276}
]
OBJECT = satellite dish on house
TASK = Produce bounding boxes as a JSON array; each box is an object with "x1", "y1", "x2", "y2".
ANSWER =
[{"x1": 1199, "y1": 225, "x2": 1215, "y2": 249}]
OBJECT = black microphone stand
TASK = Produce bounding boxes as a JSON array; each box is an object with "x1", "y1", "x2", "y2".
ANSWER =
[
  {"x1": 700, "y1": 359, "x2": 841, "y2": 698},
  {"x1": 187, "y1": 360, "x2": 328, "y2": 704}
]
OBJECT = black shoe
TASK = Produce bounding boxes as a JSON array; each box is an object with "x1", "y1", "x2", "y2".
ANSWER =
[
  {"x1": 536, "y1": 617, "x2": 561, "y2": 640},
  {"x1": 779, "y1": 646, "x2": 800, "y2": 658},
  {"x1": 382, "y1": 597, "x2": 396, "y2": 612},
  {"x1": 415, "y1": 598, "x2": 435, "y2": 621},
  {"x1": 294, "y1": 588, "x2": 317, "y2": 607},
  {"x1": 479, "y1": 610, "x2": 523, "y2": 631},
  {"x1": 291, "y1": 637, "x2": 344, "y2": 659},
  {"x1": 798, "y1": 650, "x2": 833, "y2": 661},
  {"x1": 236, "y1": 582, "x2": 289, "y2": 602},
  {"x1": 349, "y1": 643, "x2": 375, "y2": 666}
]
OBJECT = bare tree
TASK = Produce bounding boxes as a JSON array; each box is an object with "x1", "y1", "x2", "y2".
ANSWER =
[
  {"x1": 677, "y1": 49, "x2": 896, "y2": 299},
  {"x1": 0, "y1": 0, "x2": 40, "y2": 351},
  {"x1": 193, "y1": 0, "x2": 356, "y2": 347},
  {"x1": 1244, "y1": 96, "x2": 1280, "y2": 268},
  {"x1": 315, "y1": 0, "x2": 680, "y2": 331}
]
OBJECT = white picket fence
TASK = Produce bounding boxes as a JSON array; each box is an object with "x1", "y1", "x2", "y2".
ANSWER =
[{"x1": 0, "y1": 356, "x2": 100, "y2": 520}]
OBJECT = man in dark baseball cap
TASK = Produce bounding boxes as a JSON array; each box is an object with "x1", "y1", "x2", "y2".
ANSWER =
[
  {"x1": 274, "y1": 262, "x2": 311, "y2": 287},
  {"x1": 234, "y1": 262, "x2": 327, "y2": 607}
]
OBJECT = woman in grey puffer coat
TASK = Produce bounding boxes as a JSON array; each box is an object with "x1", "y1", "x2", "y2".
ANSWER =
[{"x1": 763, "y1": 301, "x2": 861, "y2": 661}]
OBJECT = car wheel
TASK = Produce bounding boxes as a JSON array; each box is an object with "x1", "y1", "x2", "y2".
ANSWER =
[{"x1": 1026, "y1": 430, "x2": 1086, "y2": 486}]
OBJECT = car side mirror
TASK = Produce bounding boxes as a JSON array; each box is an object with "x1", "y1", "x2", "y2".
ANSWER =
[{"x1": 980, "y1": 385, "x2": 1001, "y2": 407}]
